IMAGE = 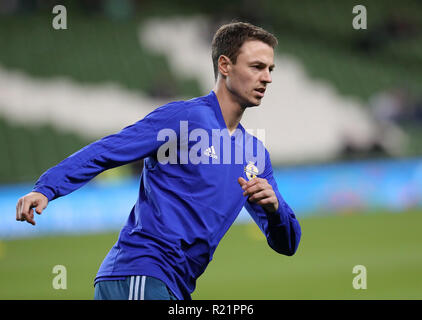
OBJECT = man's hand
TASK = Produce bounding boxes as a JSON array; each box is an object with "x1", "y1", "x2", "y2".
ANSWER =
[
  {"x1": 16, "y1": 192, "x2": 48, "y2": 226},
  {"x1": 238, "y1": 177, "x2": 279, "y2": 213}
]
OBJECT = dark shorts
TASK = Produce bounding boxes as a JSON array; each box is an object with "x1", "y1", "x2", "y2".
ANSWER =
[{"x1": 94, "y1": 276, "x2": 177, "y2": 300}]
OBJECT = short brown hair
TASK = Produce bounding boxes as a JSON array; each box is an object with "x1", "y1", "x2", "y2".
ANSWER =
[{"x1": 211, "y1": 22, "x2": 278, "y2": 80}]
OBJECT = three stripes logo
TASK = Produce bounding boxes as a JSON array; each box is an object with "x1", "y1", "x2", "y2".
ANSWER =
[{"x1": 204, "y1": 146, "x2": 218, "y2": 159}]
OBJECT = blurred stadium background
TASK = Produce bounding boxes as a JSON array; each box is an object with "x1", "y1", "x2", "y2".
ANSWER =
[{"x1": 0, "y1": 0, "x2": 421, "y2": 299}]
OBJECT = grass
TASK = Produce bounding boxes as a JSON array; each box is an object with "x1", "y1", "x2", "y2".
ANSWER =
[
  {"x1": 195, "y1": 210, "x2": 422, "y2": 299},
  {"x1": 0, "y1": 209, "x2": 421, "y2": 300}
]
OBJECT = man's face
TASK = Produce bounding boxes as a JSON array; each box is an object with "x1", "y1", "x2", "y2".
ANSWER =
[{"x1": 225, "y1": 40, "x2": 275, "y2": 108}]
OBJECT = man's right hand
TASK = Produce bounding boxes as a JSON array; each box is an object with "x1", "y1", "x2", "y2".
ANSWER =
[{"x1": 16, "y1": 192, "x2": 48, "y2": 226}]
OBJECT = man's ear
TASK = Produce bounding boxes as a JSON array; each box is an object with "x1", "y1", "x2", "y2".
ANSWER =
[{"x1": 218, "y1": 55, "x2": 231, "y2": 78}]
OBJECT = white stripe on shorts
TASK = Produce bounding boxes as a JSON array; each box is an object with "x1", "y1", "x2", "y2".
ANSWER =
[
  {"x1": 140, "y1": 276, "x2": 146, "y2": 300},
  {"x1": 134, "y1": 276, "x2": 141, "y2": 300},
  {"x1": 128, "y1": 276, "x2": 134, "y2": 300}
]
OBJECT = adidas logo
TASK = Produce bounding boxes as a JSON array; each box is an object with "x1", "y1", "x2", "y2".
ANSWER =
[{"x1": 204, "y1": 146, "x2": 218, "y2": 159}]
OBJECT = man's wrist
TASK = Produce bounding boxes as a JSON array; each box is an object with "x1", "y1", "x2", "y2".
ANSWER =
[{"x1": 263, "y1": 199, "x2": 279, "y2": 214}]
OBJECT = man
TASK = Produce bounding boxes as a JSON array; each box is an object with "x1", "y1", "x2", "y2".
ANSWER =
[{"x1": 15, "y1": 22, "x2": 301, "y2": 300}]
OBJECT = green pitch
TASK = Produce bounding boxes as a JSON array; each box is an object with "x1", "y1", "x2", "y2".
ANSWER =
[{"x1": 1, "y1": 210, "x2": 421, "y2": 299}]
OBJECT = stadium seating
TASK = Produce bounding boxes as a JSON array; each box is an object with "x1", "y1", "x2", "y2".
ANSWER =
[{"x1": 0, "y1": 0, "x2": 421, "y2": 183}]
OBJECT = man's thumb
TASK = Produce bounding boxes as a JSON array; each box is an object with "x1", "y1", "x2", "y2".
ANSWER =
[{"x1": 35, "y1": 202, "x2": 46, "y2": 215}]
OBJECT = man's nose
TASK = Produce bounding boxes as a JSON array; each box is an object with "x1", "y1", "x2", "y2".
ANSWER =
[{"x1": 261, "y1": 69, "x2": 272, "y2": 83}]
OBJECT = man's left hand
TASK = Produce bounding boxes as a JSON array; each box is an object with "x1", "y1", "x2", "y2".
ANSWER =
[{"x1": 238, "y1": 177, "x2": 279, "y2": 213}]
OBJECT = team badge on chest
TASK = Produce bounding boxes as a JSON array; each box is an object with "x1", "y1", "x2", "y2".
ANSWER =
[{"x1": 244, "y1": 161, "x2": 259, "y2": 181}]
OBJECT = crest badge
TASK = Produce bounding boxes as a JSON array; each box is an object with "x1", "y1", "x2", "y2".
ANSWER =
[{"x1": 244, "y1": 161, "x2": 259, "y2": 181}]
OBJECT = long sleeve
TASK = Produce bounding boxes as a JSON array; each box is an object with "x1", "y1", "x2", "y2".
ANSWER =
[
  {"x1": 32, "y1": 102, "x2": 186, "y2": 201},
  {"x1": 244, "y1": 150, "x2": 301, "y2": 256}
]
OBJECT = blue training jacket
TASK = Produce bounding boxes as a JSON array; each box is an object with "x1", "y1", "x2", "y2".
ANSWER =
[{"x1": 33, "y1": 91, "x2": 301, "y2": 300}]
